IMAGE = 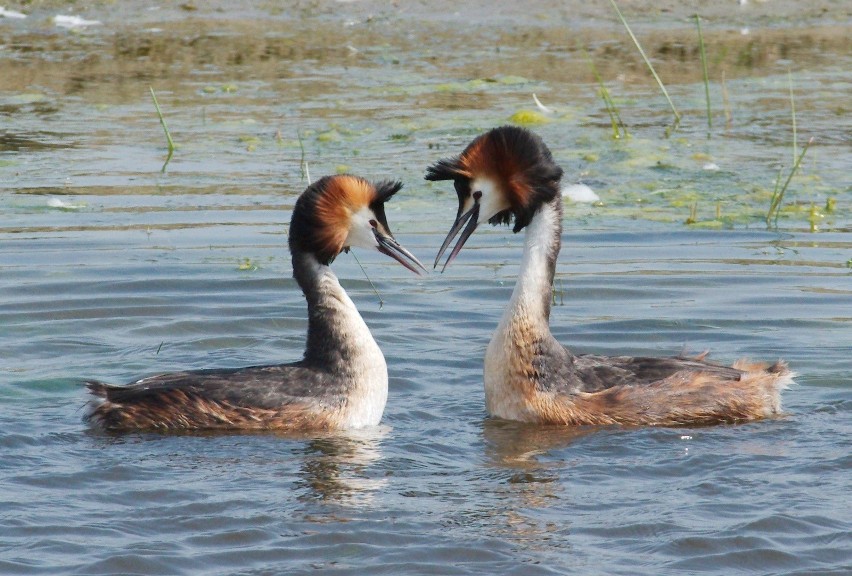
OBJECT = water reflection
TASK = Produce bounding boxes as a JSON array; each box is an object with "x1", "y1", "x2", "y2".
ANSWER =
[
  {"x1": 293, "y1": 426, "x2": 389, "y2": 508},
  {"x1": 479, "y1": 419, "x2": 599, "y2": 554},
  {"x1": 482, "y1": 418, "x2": 596, "y2": 470}
]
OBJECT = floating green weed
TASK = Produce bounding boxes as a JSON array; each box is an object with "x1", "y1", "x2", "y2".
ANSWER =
[
  {"x1": 237, "y1": 257, "x2": 258, "y2": 271},
  {"x1": 149, "y1": 87, "x2": 175, "y2": 172},
  {"x1": 509, "y1": 109, "x2": 548, "y2": 126},
  {"x1": 317, "y1": 129, "x2": 342, "y2": 143},
  {"x1": 825, "y1": 197, "x2": 836, "y2": 213},
  {"x1": 239, "y1": 135, "x2": 261, "y2": 151}
]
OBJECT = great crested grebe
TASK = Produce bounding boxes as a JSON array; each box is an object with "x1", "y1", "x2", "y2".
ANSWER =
[
  {"x1": 86, "y1": 175, "x2": 425, "y2": 432},
  {"x1": 427, "y1": 126, "x2": 792, "y2": 426}
]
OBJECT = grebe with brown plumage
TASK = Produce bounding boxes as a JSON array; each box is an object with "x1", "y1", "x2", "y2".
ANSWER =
[
  {"x1": 427, "y1": 126, "x2": 792, "y2": 426},
  {"x1": 86, "y1": 175, "x2": 425, "y2": 432}
]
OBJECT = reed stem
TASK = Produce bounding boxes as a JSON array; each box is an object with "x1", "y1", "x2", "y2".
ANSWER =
[
  {"x1": 607, "y1": 0, "x2": 681, "y2": 133},
  {"x1": 583, "y1": 49, "x2": 628, "y2": 139},
  {"x1": 695, "y1": 15, "x2": 712, "y2": 136},
  {"x1": 149, "y1": 87, "x2": 175, "y2": 172},
  {"x1": 766, "y1": 137, "x2": 813, "y2": 227}
]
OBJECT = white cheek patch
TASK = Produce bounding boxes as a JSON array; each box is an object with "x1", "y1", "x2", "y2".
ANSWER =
[
  {"x1": 471, "y1": 177, "x2": 509, "y2": 223},
  {"x1": 344, "y1": 206, "x2": 379, "y2": 250}
]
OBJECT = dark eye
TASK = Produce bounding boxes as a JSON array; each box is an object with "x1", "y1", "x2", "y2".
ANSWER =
[{"x1": 369, "y1": 219, "x2": 377, "y2": 228}]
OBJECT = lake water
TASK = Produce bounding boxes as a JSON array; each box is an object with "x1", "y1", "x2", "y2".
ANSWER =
[{"x1": 1, "y1": 1, "x2": 850, "y2": 574}]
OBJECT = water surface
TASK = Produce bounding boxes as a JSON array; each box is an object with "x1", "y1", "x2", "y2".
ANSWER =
[{"x1": 1, "y1": 1, "x2": 850, "y2": 574}]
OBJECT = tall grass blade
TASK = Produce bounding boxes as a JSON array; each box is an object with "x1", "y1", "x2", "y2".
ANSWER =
[
  {"x1": 720, "y1": 69, "x2": 733, "y2": 130},
  {"x1": 607, "y1": 0, "x2": 681, "y2": 133},
  {"x1": 788, "y1": 69, "x2": 797, "y2": 165},
  {"x1": 583, "y1": 48, "x2": 628, "y2": 139},
  {"x1": 695, "y1": 14, "x2": 712, "y2": 136},
  {"x1": 297, "y1": 129, "x2": 310, "y2": 183},
  {"x1": 766, "y1": 137, "x2": 813, "y2": 227},
  {"x1": 149, "y1": 87, "x2": 175, "y2": 172}
]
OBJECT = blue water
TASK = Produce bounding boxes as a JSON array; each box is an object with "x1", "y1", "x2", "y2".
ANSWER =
[{"x1": 1, "y1": 2, "x2": 850, "y2": 574}]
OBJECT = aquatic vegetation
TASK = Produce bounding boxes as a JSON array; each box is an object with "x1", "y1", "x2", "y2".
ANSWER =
[
  {"x1": 788, "y1": 70, "x2": 798, "y2": 165},
  {"x1": 607, "y1": 0, "x2": 681, "y2": 134},
  {"x1": 237, "y1": 257, "x2": 258, "y2": 271},
  {"x1": 239, "y1": 135, "x2": 261, "y2": 151},
  {"x1": 149, "y1": 87, "x2": 175, "y2": 172},
  {"x1": 509, "y1": 109, "x2": 548, "y2": 126},
  {"x1": 766, "y1": 138, "x2": 813, "y2": 227},
  {"x1": 695, "y1": 15, "x2": 712, "y2": 135},
  {"x1": 317, "y1": 129, "x2": 342, "y2": 143}
]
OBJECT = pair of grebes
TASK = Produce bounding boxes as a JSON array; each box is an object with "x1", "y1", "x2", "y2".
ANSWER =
[{"x1": 87, "y1": 127, "x2": 792, "y2": 431}]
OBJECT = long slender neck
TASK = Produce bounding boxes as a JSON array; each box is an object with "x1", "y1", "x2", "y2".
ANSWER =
[
  {"x1": 505, "y1": 195, "x2": 562, "y2": 330},
  {"x1": 291, "y1": 250, "x2": 377, "y2": 369}
]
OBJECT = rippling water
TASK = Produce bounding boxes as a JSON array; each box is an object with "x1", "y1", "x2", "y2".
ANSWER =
[{"x1": 1, "y1": 2, "x2": 850, "y2": 574}]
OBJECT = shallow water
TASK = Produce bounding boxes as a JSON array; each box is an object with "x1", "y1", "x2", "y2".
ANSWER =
[{"x1": 1, "y1": 2, "x2": 850, "y2": 574}]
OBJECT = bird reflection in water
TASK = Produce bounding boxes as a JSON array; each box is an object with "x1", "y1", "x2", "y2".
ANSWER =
[
  {"x1": 293, "y1": 427, "x2": 389, "y2": 508},
  {"x1": 480, "y1": 419, "x2": 600, "y2": 554}
]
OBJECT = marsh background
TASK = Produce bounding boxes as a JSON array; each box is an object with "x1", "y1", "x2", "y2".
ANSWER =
[{"x1": 1, "y1": 1, "x2": 850, "y2": 574}]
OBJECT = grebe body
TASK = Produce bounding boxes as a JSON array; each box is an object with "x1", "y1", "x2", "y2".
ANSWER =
[
  {"x1": 427, "y1": 126, "x2": 792, "y2": 426},
  {"x1": 86, "y1": 175, "x2": 424, "y2": 432}
]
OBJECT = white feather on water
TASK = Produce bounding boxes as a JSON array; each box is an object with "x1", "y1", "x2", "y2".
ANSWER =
[{"x1": 562, "y1": 183, "x2": 600, "y2": 203}]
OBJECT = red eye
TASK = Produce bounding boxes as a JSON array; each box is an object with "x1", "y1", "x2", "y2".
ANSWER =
[
  {"x1": 473, "y1": 191, "x2": 482, "y2": 200},
  {"x1": 369, "y1": 219, "x2": 378, "y2": 227}
]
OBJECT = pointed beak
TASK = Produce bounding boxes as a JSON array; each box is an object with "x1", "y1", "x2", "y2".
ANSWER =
[
  {"x1": 374, "y1": 229, "x2": 427, "y2": 275},
  {"x1": 433, "y1": 200, "x2": 480, "y2": 272}
]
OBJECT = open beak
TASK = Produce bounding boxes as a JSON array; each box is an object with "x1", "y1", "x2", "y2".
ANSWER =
[
  {"x1": 374, "y1": 229, "x2": 427, "y2": 275},
  {"x1": 433, "y1": 200, "x2": 480, "y2": 272}
]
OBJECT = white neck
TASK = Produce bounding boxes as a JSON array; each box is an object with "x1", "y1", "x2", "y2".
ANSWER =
[
  {"x1": 484, "y1": 199, "x2": 562, "y2": 420},
  {"x1": 295, "y1": 253, "x2": 388, "y2": 428},
  {"x1": 506, "y1": 200, "x2": 560, "y2": 325}
]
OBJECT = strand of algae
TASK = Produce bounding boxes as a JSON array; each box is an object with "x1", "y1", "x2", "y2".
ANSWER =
[{"x1": 351, "y1": 250, "x2": 384, "y2": 309}]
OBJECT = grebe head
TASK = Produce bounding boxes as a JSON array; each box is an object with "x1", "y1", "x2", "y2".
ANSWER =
[
  {"x1": 289, "y1": 175, "x2": 426, "y2": 274},
  {"x1": 426, "y1": 126, "x2": 563, "y2": 270}
]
